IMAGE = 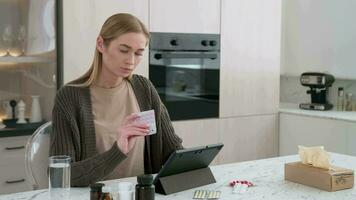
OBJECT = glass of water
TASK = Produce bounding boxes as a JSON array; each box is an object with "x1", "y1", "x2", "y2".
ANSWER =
[{"x1": 49, "y1": 155, "x2": 71, "y2": 200}]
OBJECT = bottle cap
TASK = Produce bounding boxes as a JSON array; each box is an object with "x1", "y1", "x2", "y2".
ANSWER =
[
  {"x1": 90, "y1": 183, "x2": 105, "y2": 192},
  {"x1": 137, "y1": 174, "x2": 153, "y2": 186},
  {"x1": 338, "y1": 87, "x2": 344, "y2": 95}
]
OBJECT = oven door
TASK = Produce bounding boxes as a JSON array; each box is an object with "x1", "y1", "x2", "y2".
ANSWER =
[{"x1": 149, "y1": 50, "x2": 220, "y2": 121}]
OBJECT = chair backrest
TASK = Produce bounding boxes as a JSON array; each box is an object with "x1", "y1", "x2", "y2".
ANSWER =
[{"x1": 25, "y1": 121, "x2": 52, "y2": 190}]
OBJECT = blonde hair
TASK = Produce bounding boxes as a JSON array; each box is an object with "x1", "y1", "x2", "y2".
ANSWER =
[{"x1": 71, "y1": 13, "x2": 150, "y2": 87}]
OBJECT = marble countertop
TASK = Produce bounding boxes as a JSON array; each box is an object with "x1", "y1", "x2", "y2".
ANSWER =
[
  {"x1": 1, "y1": 153, "x2": 356, "y2": 200},
  {"x1": 279, "y1": 103, "x2": 356, "y2": 122}
]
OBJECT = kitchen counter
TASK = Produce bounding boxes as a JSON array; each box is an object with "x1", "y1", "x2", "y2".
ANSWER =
[
  {"x1": 279, "y1": 103, "x2": 356, "y2": 123},
  {"x1": 1, "y1": 153, "x2": 355, "y2": 200}
]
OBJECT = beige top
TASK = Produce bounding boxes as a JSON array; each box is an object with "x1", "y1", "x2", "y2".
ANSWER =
[{"x1": 90, "y1": 79, "x2": 144, "y2": 180}]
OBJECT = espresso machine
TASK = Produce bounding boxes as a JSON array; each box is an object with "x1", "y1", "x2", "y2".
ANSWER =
[{"x1": 299, "y1": 72, "x2": 335, "y2": 111}]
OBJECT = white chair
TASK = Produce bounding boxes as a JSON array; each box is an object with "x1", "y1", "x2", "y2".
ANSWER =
[{"x1": 25, "y1": 121, "x2": 52, "y2": 190}]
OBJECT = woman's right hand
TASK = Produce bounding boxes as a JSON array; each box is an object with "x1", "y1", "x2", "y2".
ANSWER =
[{"x1": 116, "y1": 113, "x2": 150, "y2": 154}]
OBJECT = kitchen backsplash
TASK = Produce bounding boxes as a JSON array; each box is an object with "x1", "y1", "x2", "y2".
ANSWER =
[{"x1": 280, "y1": 75, "x2": 356, "y2": 109}]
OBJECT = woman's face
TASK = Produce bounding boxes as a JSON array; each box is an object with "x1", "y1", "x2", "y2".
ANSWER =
[{"x1": 97, "y1": 32, "x2": 147, "y2": 78}]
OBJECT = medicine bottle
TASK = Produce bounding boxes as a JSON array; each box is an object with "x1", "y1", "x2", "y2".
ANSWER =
[
  {"x1": 336, "y1": 87, "x2": 344, "y2": 111},
  {"x1": 100, "y1": 192, "x2": 112, "y2": 200},
  {"x1": 101, "y1": 186, "x2": 113, "y2": 200},
  {"x1": 90, "y1": 183, "x2": 105, "y2": 200},
  {"x1": 135, "y1": 174, "x2": 155, "y2": 200},
  {"x1": 345, "y1": 93, "x2": 353, "y2": 111}
]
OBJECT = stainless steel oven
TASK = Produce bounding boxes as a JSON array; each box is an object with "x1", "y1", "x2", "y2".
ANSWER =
[{"x1": 149, "y1": 32, "x2": 220, "y2": 120}]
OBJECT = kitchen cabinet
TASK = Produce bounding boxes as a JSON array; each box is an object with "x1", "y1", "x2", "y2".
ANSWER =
[
  {"x1": 173, "y1": 119, "x2": 220, "y2": 164},
  {"x1": 219, "y1": 114, "x2": 278, "y2": 164},
  {"x1": 62, "y1": 0, "x2": 149, "y2": 83},
  {"x1": 220, "y1": 0, "x2": 281, "y2": 118},
  {"x1": 172, "y1": 114, "x2": 278, "y2": 165},
  {"x1": 0, "y1": 136, "x2": 31, "y2": 194},
  {"x1": 0, "y1": 0, "x2": 60, "y2": 128},
  {"x1": 279, "y1": 113, "x2": 356, "y2": 156},
  {"x1": 0, "y1": 56, "x2": 57, "y2": 122},
  {"x1": 149, "y1": 0, "x2": 220, "y2": 34}
]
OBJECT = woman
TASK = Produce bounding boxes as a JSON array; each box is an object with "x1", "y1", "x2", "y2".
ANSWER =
[{"x1": 50, "y1": 13, "x2": 183, "y2": 187}]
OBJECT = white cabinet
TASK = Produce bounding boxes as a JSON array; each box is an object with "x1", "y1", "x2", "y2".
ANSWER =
[
  {"x1": 149, "y1": 0, "x2": 220, "y2": 33},
  {"x1": 172, "y1": 115, "x2": 279, "y2": 165},
  {"x1": 173, "y1": 119, "x2": 219, "y2": 148},
  {"x1": 279, "y1": 113, "x2": 356, "y2": 156},
  {"x1": 220, "y1": 0, "x2": 281, "y2": 118},
  {"x1": 0, "y1": 136, "x2": 31, "y2": 194},
  {"x1": 62, "y1": 0, "x2": 149, "y2": 83},
  {"x1": 218, "y1": 114, "x2": 278, "y2": 164},
  {"x1": 173, "y1": 119, "x2": 220, "y2": 164}
]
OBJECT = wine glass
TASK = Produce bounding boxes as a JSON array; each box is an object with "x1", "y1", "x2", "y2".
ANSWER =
[
  {"x1": 18, "y1": 25, "x2": 27, "y2": 55},
  {"x1": 0, "y1": 37, "x2": 7, "y2": 56},
  {"x1": 0, "y1": 25, "x2": 13, "y2": 56},
  {"x1": 9, "y1": 25, "x2": 26, "y2": 57}
]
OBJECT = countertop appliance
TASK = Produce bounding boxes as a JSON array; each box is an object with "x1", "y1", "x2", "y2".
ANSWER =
[
  {"x1": 299, "y1": 72, "x2": 335, "y2": 111},
  {"x1": 149, "y1": 32, "x2": 220, "y2": 120}
]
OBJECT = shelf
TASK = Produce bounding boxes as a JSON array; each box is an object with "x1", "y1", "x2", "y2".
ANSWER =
[
  {"x1": 0, "y1": 56, "x2": 54, "y2": 64},
  {"x1": 279, "y1": 103, "x2": 356, "y2": 123},
  {"x1": 0, "y1": 121, "x2": 45, "y2": 138},
  {"x1": 281, "y1": 72, "x2": 356, "y2": 81}
]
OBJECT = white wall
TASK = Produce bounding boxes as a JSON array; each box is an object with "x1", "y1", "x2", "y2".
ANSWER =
[{"x1": 281, "y1": 0, "x2": 356, "y2": 79}]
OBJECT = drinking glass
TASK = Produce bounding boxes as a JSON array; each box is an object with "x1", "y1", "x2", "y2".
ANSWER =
[{"x1": 49, "y1": 155, "x2": 71, "y2": 200}]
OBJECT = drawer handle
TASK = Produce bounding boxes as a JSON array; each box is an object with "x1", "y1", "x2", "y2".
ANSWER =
[
  {"x1": 5, "y1": 146, "x2": 25, "y2": 150},
  {"x1": 6, "y1": 178, "x2": 25, "y2": 184}
]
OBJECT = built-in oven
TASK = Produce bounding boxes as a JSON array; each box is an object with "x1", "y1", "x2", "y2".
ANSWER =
[{"x1": 149, "y1": 32, "x2": 220, "y2": 121}]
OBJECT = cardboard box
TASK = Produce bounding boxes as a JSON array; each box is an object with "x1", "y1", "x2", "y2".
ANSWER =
[{"x1": 285, "y1": 162, "x2": 354, "y2": 191}]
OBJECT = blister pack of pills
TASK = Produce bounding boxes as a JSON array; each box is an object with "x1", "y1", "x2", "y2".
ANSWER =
[
  {"x1": 193, "y1": 190, "x2": 221, "y2": 199},
  {"x1": 136, "y1": 109, "x2": 157, "y2": 135},
  {"x1": 229, "y1": 180, "x2": 254, "y2": 194}
]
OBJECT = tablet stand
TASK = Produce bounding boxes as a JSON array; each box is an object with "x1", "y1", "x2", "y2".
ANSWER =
[{"x1": 155, "y1": 167, "x2": 216, "y2": 195}]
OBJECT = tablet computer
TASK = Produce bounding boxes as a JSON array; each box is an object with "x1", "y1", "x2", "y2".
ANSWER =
[{"x1": 153, "y1": 143, "x2": 224, "y2": 184}]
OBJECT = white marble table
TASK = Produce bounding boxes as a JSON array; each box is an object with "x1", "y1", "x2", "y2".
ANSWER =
[{"x1": 1, "y1": 153, "x2": 356, "y2": 200}]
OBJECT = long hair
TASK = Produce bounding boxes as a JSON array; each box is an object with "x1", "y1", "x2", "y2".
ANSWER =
[{"x1": 71, "y1": 13, "x2": 150, "y2": 87}]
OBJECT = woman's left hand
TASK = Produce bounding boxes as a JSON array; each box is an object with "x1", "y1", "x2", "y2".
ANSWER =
[{"x1": 116, "y1": 113, "x2": 149, "y2": 154}]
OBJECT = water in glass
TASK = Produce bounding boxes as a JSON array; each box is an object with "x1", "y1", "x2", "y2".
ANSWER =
[{"x1": 49, "y1": 156, "x2": 71, "y2": 200}]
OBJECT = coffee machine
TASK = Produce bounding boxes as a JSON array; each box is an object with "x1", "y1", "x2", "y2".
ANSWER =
[{"x1": 299, "y1": 72, "x2": 335, "y2": 111}]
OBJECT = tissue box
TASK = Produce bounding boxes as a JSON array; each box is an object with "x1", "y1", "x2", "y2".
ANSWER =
[{"x1": 285, "y1": 162, "x2": 354, "y2": 191}]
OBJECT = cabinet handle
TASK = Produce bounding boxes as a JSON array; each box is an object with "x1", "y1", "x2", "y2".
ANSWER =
[
  {"x1": 154, "y1": 53, "x2": 218, "y2": 60},
  {"x1": 6, "y1": 178, "x2": 25, "y2": 184},
  {"x1": 5, "y1": 145, "x2": 25, "y2": 150}
]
